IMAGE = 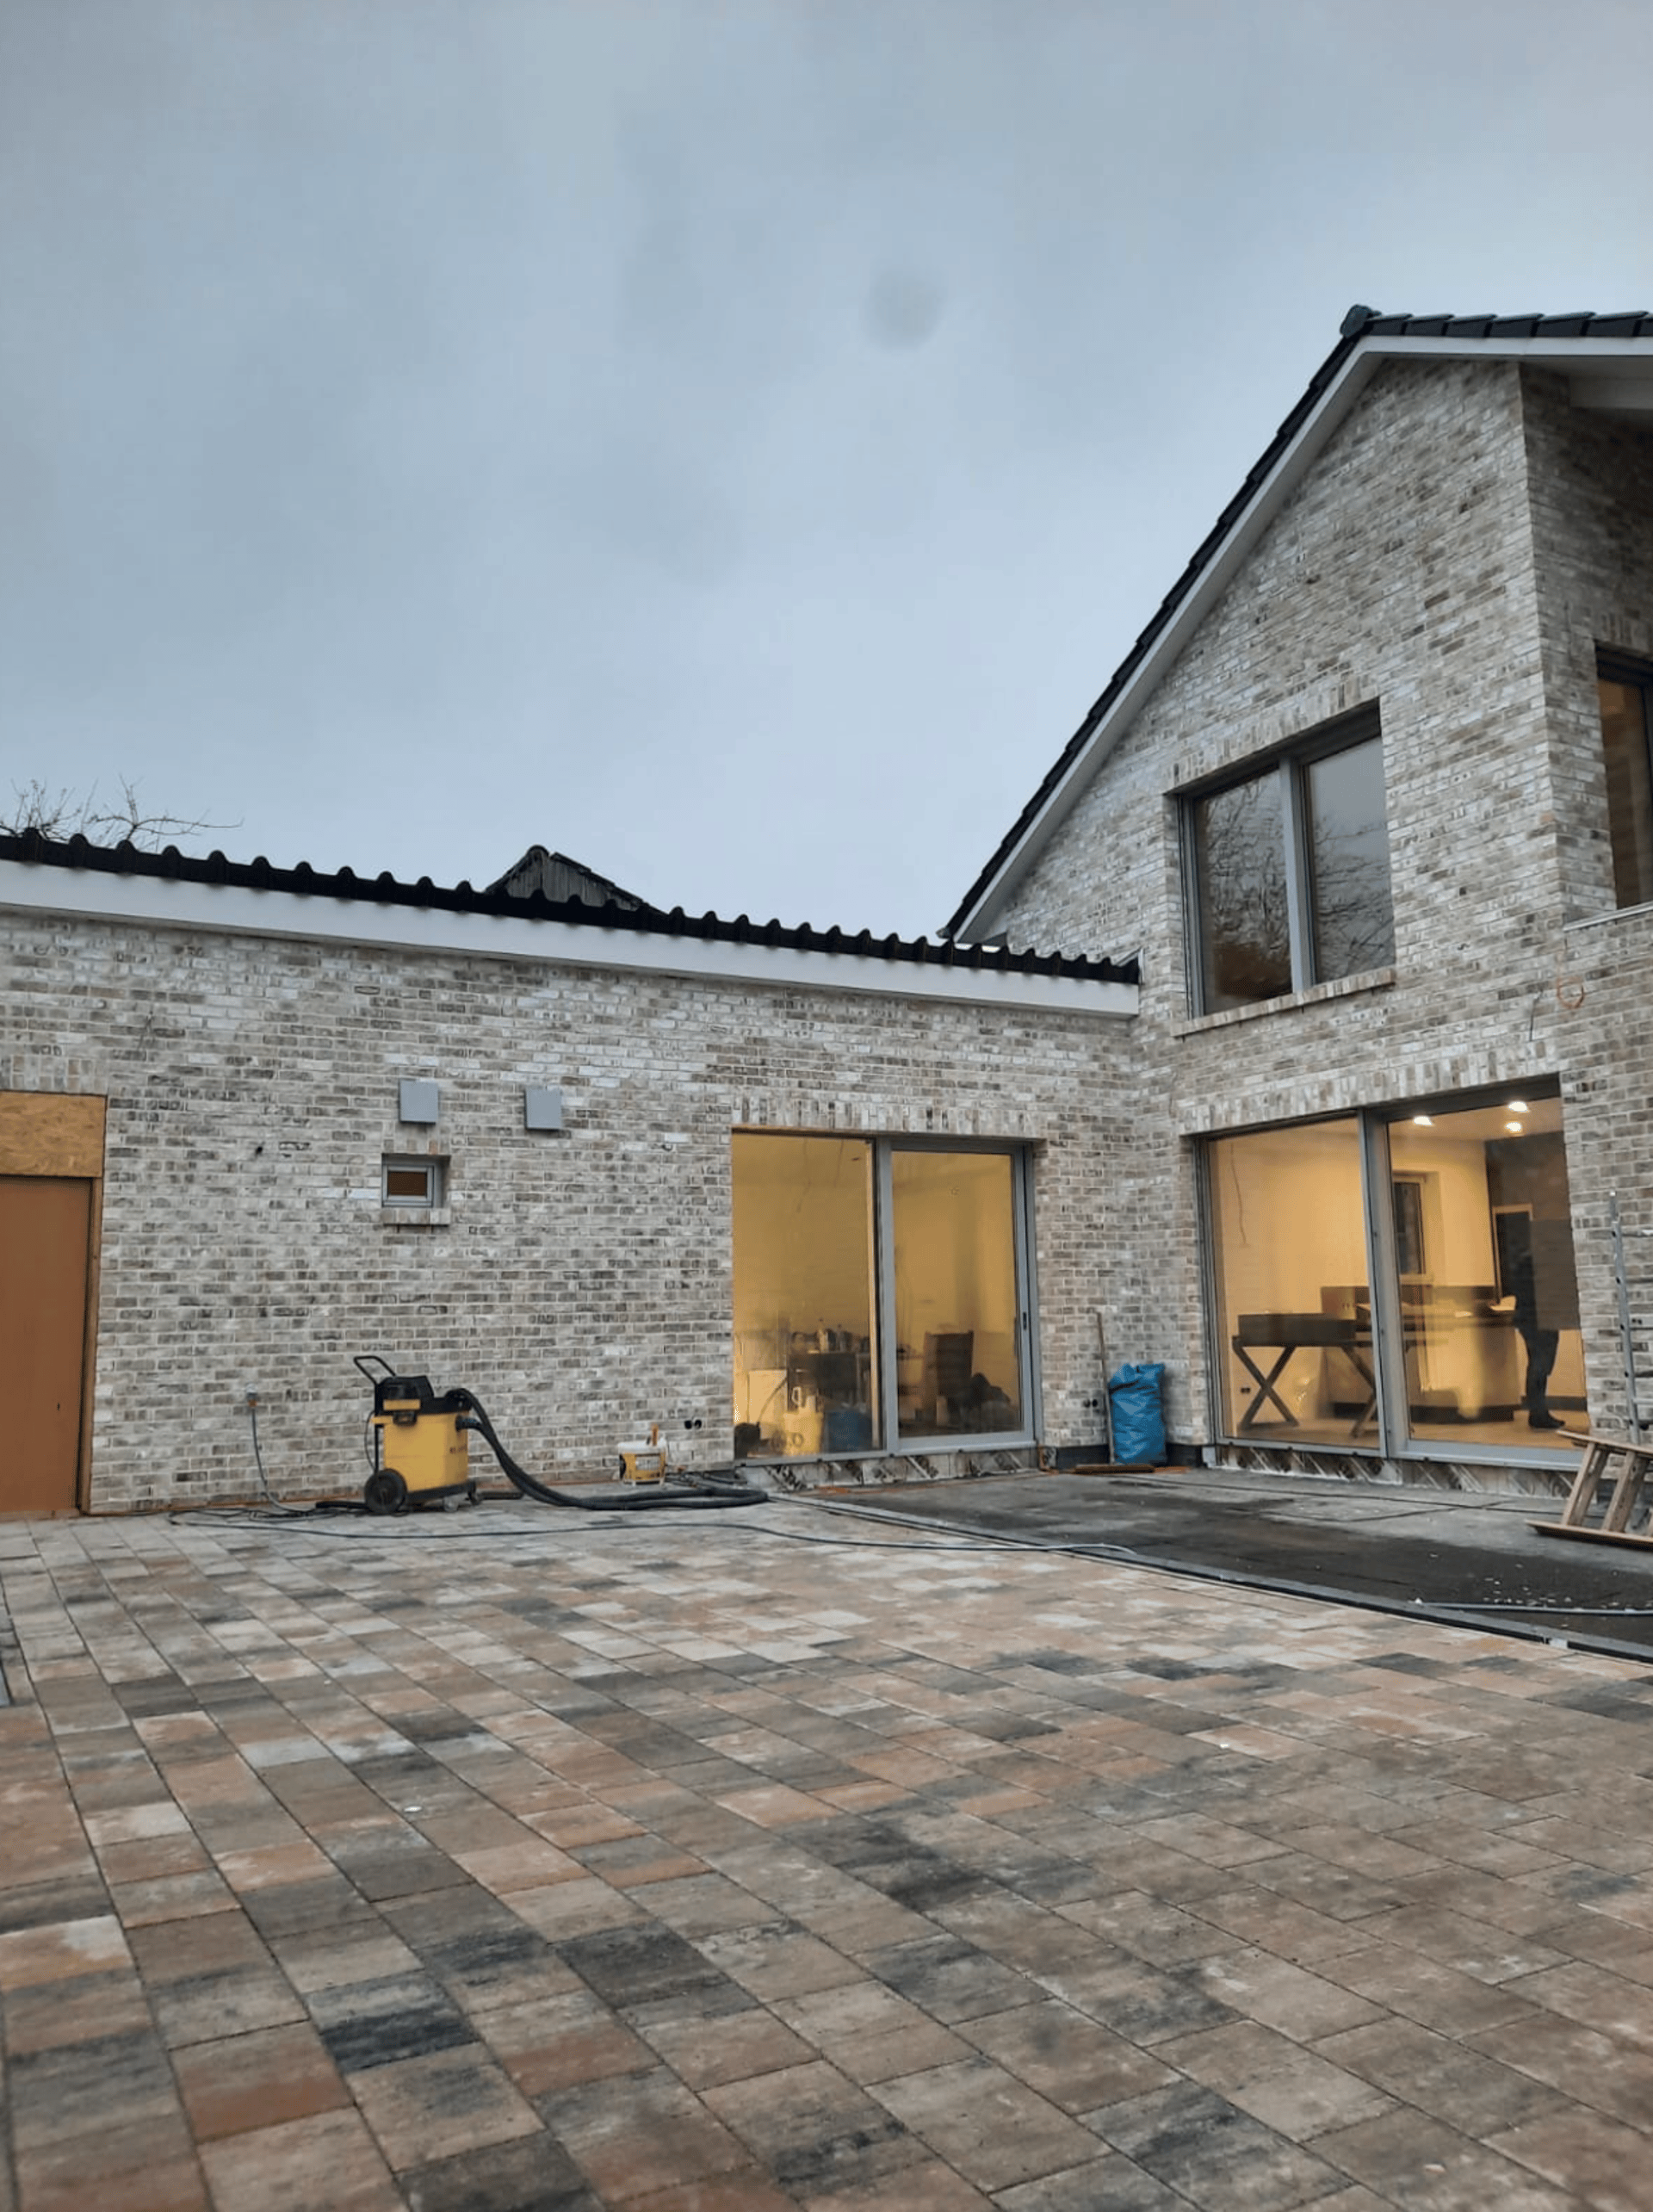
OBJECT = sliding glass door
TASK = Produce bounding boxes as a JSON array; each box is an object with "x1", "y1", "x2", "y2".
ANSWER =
[
  {"x1": 733, "y1": 1134, "x2": 1032, "y2": 1459},
  {"x1": 1381, "y1": 1098, "x2": 1582, "y2": 1449},
  {"x1": 1205, "y1": 1093, "x2": 1586, "y2": 1459},
  {"x1": 888, "y1": 1149, "x2": 1025, "y2": 1443},
  {"x1": 1208, "y1": 1118, "x2": 1371, "y2": 1447}
]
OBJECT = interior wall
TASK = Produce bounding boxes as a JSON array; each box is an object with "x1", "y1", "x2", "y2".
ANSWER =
[
  {"x1": 891, "y1": 1151, "x2": 1018, "y2": 1400},
  {"x1": 731, "y1": 1135, "x2": 872, "y2": 1346}
]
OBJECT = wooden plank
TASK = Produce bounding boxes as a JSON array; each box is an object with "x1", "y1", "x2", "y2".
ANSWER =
[
  {"x1": 1532, "y1": 1522, "x2": 1653, "y2": 1551},
  {"x1": 1558, "y1": 1441, "x2": 1609, "y2": 1528},
  {"x1": 1604, "y1": 1457, "x2": 1652, "y2": 1535},
  {"x1": 1555, "y1": 1431, "x2": 1653, "y2": 1455},
  {"x1": 0, "y1": 1093, "x2": 106, "y2": 1179}
]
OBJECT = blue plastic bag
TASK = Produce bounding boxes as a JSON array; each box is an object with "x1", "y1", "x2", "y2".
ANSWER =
[{"x1": 1109, "y1": 1362, "x2": 1167, "y2": 1463}]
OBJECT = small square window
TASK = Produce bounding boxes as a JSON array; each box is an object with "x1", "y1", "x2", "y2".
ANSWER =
[{"x1": 382, "y1": 1156, "x2": 443, "y2": 1206}]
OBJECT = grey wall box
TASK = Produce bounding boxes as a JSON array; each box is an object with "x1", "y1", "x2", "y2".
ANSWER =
[
  {"x1": 399, "y1": 1079, "x2": 440, "y2": 1125},
  {"x1": 524, "y1": 1085, "x2": 564, "y2": 1133}
]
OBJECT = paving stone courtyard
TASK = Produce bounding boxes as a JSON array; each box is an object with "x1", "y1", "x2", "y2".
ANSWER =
[{"x1": 4, "y1": 1491, "x2": 1653, "y2": 2211}]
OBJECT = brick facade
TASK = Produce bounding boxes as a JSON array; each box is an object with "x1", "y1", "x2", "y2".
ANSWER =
[
  {"x1": 992, "y1": 356, "x2": 1653, "y2": 1479},
  {"x1": 1, "y1": 903, "x2": 1138, "y2": 1509}
]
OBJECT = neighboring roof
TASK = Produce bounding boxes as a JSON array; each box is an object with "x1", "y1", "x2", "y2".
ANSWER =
[
  {"x1": 486, "y1": 845, "x2": 648, "y2": 911},
  {"x1": 0, "y1": 827, "x2": 1138, "y2": 993},
  {"x1": 945, "y1": 304, "x2": 1653, "y2": 943}
]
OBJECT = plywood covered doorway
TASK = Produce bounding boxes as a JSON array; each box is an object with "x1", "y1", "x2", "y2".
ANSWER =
[{"x1": 0, "y1": 1094, "x2": 105, "y2": 1514}]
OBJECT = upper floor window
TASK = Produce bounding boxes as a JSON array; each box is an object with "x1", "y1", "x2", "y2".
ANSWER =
[
  {"x1": 1186, "y1": 709, "x2": 1393, "y2": 1014},
  {"x1": 1598, "y1": 652, "x2": 1653, "y2": 909}
]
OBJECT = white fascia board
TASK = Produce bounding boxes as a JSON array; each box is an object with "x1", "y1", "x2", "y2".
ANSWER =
[
  {"x1": 957, "y1": 331, "x2": 1653, "y2": 941},
  {"x1": 0, "y1": 860, "x2": 1137, "y2": 1020}
]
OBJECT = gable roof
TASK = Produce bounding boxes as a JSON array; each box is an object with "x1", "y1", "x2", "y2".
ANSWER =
[{"x1": 944, "y1": 305, "x2": 1653, "y2": 944}]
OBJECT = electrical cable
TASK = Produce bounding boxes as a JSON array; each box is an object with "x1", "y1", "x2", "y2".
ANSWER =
[
  {"x1": 245, "y1": 1397, "x2": 275, "y2": 1503},
  {"x1": 1414, "y1": 1598, "x2": 1653, "y2": 1615},
  {"x1": 170, "y1": 1495, "x2": 1042, "y2": 1550}
]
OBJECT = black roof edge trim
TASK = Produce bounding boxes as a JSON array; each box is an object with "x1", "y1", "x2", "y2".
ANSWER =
[
  {"x1": 941, "y1": 304, "x2": 1653, "y2": 940},
  {"x1": 0, "y1": 829, "x2": 1139, "y2": 988}
]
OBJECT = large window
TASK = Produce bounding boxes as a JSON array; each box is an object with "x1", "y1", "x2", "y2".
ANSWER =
[
  {"x1": 732, "y1": 1134, "x2": 1031, "y2": 1459},
  {"x1": 1206, "y1": 1094, "x2": 1586, "y2": 1459},
  {"x1": 1598, "y1": 652, "x2": 1653, "y2": 909},
  {"x1": 1187, "y1": 711, "x2": 1394, "y2": 1013},
  {"x1": 1209, "y1": 1118, "x2": 1372, "y2": 1447}
]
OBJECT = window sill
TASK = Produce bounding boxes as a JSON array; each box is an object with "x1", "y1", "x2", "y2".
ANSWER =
[
  {"x1": 379, "y1": 1207, "x2": 451, "y2": 1229},
  {"x1": 1175, "y1": 965, "x2": 1395, "y2": 1038},
  {"x1": 1566, "y1": 899, "x2": 1653, "y2": 933}
]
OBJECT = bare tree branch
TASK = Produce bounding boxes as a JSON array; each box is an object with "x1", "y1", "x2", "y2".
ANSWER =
[{"x1": 1, "y1": 778, "x2": 237, "y2": 852}]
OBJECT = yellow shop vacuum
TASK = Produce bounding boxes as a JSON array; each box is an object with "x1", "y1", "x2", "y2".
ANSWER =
[
  {"x1": 351, "y1": 1353, "x2": 768, "y2": 1515},
  {"x1": 356, "y1": 1356, "x2": 479, "y2": 1515}
]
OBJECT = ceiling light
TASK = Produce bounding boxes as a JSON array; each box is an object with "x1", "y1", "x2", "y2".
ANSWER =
[
  {"x1": 1412, "y1": 1114, "x2": 1433, "y2": 1126},
  {"x1": 1505, "y1": 1120, "x2": 1523, "y2": 1133},
  {"x1": 1507, "y1": 1100, "x2": 1529, "y2": 1114}
]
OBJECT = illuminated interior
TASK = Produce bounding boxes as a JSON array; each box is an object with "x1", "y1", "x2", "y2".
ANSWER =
[
  {"x1": 891, "y1": 1149, "x2": 1022, "y2": 1442},
  {"x1": 1208, "y1": 1098, "x2": 1585, "y2": 1453},
  {"x1": 1209, "y1": 1118, "x2": 1371, "y2": 1446},
  {"x1": 1387, "y1": 1098, "x2": 1582, "y2": 1447},
  {"x1": 732, "y1": 1134, "x2": 1026, "y2": 1459}
]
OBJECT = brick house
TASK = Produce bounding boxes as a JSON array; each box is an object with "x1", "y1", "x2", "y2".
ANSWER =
[
  {"x1": 6, "y1": 304, "x2": 1653, "y2": 1512},
  {"x1": 951, "y1": 304, "x2": 1653, "y2": 1491}
]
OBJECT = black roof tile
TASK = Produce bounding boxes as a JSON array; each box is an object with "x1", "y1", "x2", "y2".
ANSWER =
[{"x1": 0, "y1": 828, "x2": 1136, "y2": 988}]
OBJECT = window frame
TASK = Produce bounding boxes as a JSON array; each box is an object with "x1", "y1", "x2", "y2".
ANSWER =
[
  {"x1": 1595, "y1": 647, "x2": 1653, "y2": 911},
  {"x1": 381, "y1": 1156, "x2": 445, "y2": 1208},
  {"x1": 731, "y1": 1131, "x2": 1038, "y2": 1460},
  {"x1": 1197, "y1": 1083, "x2": 1580, "y2": 1466},
  {"x1": 1181, "y1": 705, "x2": 1390, "y2": 1015}
]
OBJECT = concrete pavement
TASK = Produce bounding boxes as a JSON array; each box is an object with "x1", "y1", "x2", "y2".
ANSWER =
[{"x1": 3, "y1": 1485, "x2": 1653, "y2": 2210}]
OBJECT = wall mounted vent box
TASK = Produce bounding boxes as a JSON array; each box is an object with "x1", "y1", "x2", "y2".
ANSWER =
[
  {"x1": 399, "y1": 1080, "x2": 439, "y2": 1125},
  {"x1": 524, "y1": 1086, "x2": 564, "y2": 1132}
]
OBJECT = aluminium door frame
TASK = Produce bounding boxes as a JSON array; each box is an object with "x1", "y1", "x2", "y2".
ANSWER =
[
  {"x1": 875, "y1": 1137, "x2": 1038, "y2": 1456},
  {"x1": 1198, "y1": 1089, "x2": 1581, "y2": 1468}
]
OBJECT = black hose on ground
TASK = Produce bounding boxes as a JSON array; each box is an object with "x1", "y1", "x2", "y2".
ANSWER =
[{"x1": 449, "y1": 1392, "x2": 769, "y2": 1509}]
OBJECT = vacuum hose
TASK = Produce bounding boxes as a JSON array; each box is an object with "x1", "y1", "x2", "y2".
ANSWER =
[{"x1": 449, "y1": 1391, "x2": 769, "y2": 1510}]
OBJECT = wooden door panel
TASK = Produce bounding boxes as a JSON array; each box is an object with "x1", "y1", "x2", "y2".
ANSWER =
[{"x1": 0, "y1": 1177, "x2": 91, "y2": 1513}]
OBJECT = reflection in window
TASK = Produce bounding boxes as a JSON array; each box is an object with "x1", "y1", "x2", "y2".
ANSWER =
[
  {"x1": 1305, "y1": 738, "x2": 1395, "y2": 981},
  {"x1": 891, "y1": 1151, "x2": 1022, "y2": 1441},
  {"x1": 1193, "y1": 776, "x2": 1291, "y2": 1011},
  {"x1": 1187, "y1": 712, "x2": 1391, "y2": 1014},
  {"x1": 732, "y1": 1136, "x2": 877, "y2": 1459},
  {"x1": 1599, "y1": 663, "x2": 1653, "y2": 909},
  {"x1": 1207, "y1": 1120, "x2": 1371, "y2": 1445}
]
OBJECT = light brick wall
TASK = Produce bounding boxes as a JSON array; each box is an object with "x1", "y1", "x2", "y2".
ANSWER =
[
  {"x1": 995, "y1": 356, "x2": 1653, "y2": 1459},
  {"x1": 3, "y1": 910, "x2": 1140, "y2": 1509},
  {"x1": 1522, "y1": 370, "x2": 1653, "y2": 1428}
]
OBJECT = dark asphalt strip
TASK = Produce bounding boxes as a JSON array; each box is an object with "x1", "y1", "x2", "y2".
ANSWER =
[{"x1": 814, "y1": 1489, "x2": 1653, "y2": 1667}]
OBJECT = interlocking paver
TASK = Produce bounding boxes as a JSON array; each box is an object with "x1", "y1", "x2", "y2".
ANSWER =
[{"x1": 3, "y1": 1496, "x2": 1653, "y2": 2209}]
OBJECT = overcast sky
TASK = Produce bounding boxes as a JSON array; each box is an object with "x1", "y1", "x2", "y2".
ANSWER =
[{"x1": 3, "y1": 1, "x2": 1650, "y2": 941}]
